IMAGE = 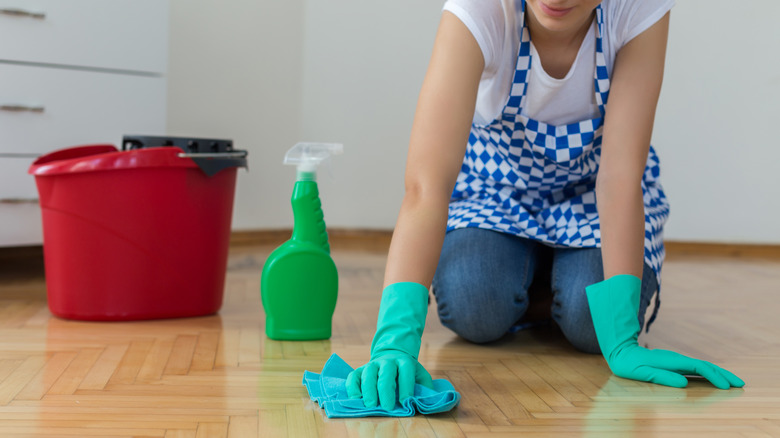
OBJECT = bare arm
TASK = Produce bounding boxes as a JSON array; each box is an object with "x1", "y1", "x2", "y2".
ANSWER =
[
  {"x1": 587, "y1": 12, "x2": 743, "y2": 391},
  {"x1": 597, "y1": 13, "x2": 670, "y2": 280},
  {"x1": 383, "y1": 12, "x2": 484, "y2": 289}
]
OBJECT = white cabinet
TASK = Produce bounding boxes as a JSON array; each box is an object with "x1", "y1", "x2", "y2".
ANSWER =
[
  {"x1": 0, "y1": 0, "x2": 169, "y2": 246},
  {"x1": 0, "y1": 0, "x2": 168, "y2": 73}
]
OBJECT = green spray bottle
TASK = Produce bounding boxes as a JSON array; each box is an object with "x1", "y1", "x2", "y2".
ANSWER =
[{"x1": 261, "y1": 142, "x2": 343, "y2": 340}]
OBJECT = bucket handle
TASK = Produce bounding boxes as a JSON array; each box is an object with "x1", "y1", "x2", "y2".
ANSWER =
[
  {"x1": 178, "y1": 151, "x2": 248, "y2": 159},
  {"x1": 123, "y1": 135, "x2": 248, "y2": 177}
]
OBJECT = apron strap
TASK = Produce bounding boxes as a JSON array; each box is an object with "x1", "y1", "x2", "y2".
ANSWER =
[{"x1": 517, "y1": 2, "x2": 609, "y2": 115}]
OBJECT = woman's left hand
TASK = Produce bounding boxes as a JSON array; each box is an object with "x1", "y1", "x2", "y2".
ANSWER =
[{"x1": 586, "y1": 274, "x2": 745, "y2": 389}]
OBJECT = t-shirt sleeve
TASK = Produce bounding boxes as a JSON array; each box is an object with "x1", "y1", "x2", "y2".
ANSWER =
[
  {"x1": 609, "y1": 0, "x2": 675, "y2": 48},
  {"x1": 442, "y1": 0, "x2": 506, "y2": 74}
]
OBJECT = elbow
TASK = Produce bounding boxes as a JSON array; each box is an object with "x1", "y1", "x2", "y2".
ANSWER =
[
  {"x1": 403, "y1": 174, "x2": 453, "y2": 211},
  {"x1": 595, "y1": 171, "x2": 643, "y2": 201}
]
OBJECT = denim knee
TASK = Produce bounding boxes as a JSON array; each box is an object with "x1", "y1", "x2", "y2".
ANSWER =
[
  {"x1": 550, "y1": 247, "x2": 659, "y2": 354},
  {"x1": 432, "y1": 228, "x2": 538, "y2": 344},
  {"x1": 554, "y1": 302, "x2": 601, "y2": 354},
  {"x1": 435, "y1": 280, "x2": 527, "y2": 344}
]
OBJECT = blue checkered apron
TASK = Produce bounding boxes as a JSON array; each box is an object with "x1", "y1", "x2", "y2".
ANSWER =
[{"x1": 447, "y1": 2, "x2": 669, "y2": 323}]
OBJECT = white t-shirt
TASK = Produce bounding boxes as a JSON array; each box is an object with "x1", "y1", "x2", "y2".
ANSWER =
[{"x1": 442, "y1": 0, "x2": 674, "y2": 126}]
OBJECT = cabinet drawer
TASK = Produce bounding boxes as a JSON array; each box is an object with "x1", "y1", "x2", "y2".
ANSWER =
[
  {"x1": 0, "y1": 157, "x2": 38, "y2": 199},
  {"x1": 0, "y1": 0, "x2": 168, "y2": 73},
  {"x1": 0, "y1": 62, "x2": 166, "y2": 199},
  {"x1": 0, "y1": 202, "x2": 42, "y2": 246}
]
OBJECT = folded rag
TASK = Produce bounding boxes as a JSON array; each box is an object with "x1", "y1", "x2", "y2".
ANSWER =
[{"x1": 302, "y1": 353, "x2": 460, "y2": 418}]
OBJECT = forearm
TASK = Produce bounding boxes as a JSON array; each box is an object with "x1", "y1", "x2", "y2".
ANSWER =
[
  {"x1": 383, "y1": 191, "x2": 450, "y2": 289},
  {"x1": 595, "y1": 13, "x2": 670, "y2": 281},
  {"x1": 596, "y1": 179, "x2": 645, "y2": 280},
  {"x1": 380, "y1": 12, "x2": 482, "y2": 289}
]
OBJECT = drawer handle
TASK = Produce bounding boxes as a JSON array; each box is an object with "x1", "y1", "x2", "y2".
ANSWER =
[
  {"x1": 0, "y1": 105, "x2": 45, "y2": 113},
  {"x1": 0, "y1": 153, "x2": 41, "y2": 158},
  {"x1": 0, "y1": 8, "x2": 46, "y2": 19},
  {"x1": 0, "y1": 198, "x2": 39, "y2": 205}
]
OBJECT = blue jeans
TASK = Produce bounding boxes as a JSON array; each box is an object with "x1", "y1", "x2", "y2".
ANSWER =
[{"x1": 431, "y1": 228, "x2": 658, "y2": 353}]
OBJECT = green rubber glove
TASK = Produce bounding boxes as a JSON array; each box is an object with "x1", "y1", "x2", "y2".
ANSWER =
[
  {"x1": 345, "y1": 282, "x2": 435, "y2": 410},
  {"x1": 586, "y1": 275, "x2": 744, "y2": 389}
]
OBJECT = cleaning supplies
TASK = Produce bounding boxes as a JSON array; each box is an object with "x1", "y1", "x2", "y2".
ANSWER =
[
  {"x1": 303, "y1": 353, "x2": 460, "y2": 418},
  {"x1": 261, "y1": 142, "x2": 343, "y2": 340}
]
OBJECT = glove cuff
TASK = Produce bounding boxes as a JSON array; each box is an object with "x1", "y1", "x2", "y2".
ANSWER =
[
  {"x1": 585, "y1": 274, "x2": 642, "y2": 361},
  {"x1": 370, "y1": 282, "x2": 429, "y2": 360}
]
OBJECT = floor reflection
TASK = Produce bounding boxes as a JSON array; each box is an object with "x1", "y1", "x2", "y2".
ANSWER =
[{"x1": 584, "y1": 375, "x2": 744, "y2": 435}]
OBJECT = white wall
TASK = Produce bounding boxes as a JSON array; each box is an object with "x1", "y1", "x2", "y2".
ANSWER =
[
  {"x1": 167, "y1": 0, "x2": 306, "y2": 229},
  {"x1": 299, "y1": 1, "x2": 442, "y2": 228},
  {"x1": 653, "y1": 1, "x2": 780, "y2": 243},
  {"x1": 168, "y1": 0, "x2": 780, "y2": 244}
]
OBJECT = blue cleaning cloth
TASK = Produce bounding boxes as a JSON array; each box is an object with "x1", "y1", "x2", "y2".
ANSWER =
[{"x1": 302, "y1": 353, "x2": 460, "y2": 418}]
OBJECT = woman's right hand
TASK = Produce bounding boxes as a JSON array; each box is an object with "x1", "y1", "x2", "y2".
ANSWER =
[
  {"x1": 346, "y1": 352, "x2": 433, "y2": 411},
  {"x1": 343, "y1": 12, "x2": 485, "y2": 411},
  {"x1": 344, "y1": 282, "x2": 434, "y2": 411}
]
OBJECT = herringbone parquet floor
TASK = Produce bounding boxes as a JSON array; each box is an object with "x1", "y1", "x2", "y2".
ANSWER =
[{"x1": 0, "y1": 244, "x2": 778, "y2": 437}]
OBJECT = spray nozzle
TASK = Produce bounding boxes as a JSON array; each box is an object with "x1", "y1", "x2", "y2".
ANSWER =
[{"x1": 284, "y1": 142, "x2": 343, "y2": 180}]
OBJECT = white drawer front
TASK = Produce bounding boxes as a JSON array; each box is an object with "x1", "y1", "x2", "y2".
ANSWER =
[
  {"x1": 0, "y1": 157, "x2": 38, "y2": 199},
  {"x1": 0, "y1": 63, "x2": 166, "y2": 199},
  {"x1": 0, "y1": 0, "x2": 168, "y2": 73},
  {"x1": 0, "y1": 202, "x2": 42, "y2": 246}
]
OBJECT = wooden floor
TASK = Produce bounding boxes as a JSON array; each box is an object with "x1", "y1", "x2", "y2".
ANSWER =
[{"x1": 0, "y1": 243, "x2": 779, "y2": 437}]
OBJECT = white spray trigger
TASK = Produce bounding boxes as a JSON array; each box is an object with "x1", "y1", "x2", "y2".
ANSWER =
[
  {"x1": 284, "y1": 142, "x2": 343, "y2": 181},
  {"x1": 284, "y1": 142, "x2": 343, "y2": 168}
]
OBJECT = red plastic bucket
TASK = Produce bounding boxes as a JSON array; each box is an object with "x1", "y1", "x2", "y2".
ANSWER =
[{"x1": 29, "y1": 143, "x2": 242, "y2": 321}]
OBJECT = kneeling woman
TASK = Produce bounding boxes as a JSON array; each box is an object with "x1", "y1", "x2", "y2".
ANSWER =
[{"x1": 346, "y1": 0, "x2": 744, "y2": 411}]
